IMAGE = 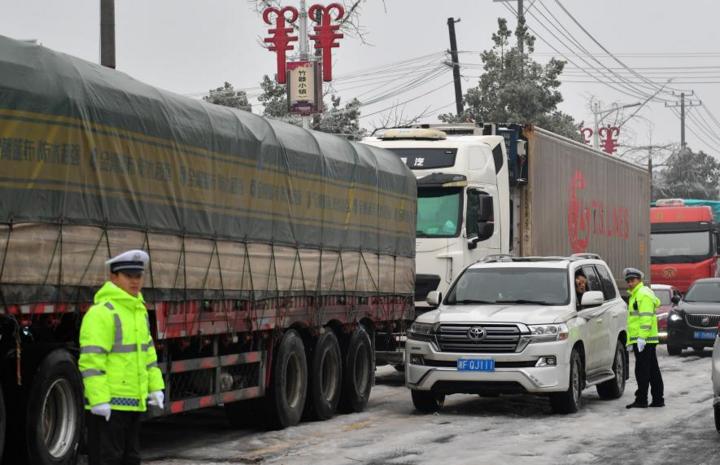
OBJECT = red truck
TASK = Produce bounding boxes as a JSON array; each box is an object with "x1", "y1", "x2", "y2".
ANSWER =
[
  {"x1": 651, "y1": 199, "x2": 720, "y2": 293},
  {"x1": 0, "y1": 36, "x2": 415, "y2": 464}
]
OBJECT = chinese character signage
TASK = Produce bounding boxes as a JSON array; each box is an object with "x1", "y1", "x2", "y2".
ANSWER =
[{"x1": 287, "y1": 61, "x2": 322, "y2": 115}]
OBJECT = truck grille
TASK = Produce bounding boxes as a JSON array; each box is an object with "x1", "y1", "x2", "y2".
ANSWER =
[
  {"x1": 435, "y1": 324, "x2": 521, "y2": 353},
  {"x1": 685, "y1": 313, "x2": 720, "y2": 329}
]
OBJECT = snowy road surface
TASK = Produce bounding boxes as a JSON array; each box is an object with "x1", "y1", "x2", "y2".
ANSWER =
[{"x1": 129, "y1": 347, "x2": 720, "y2": 465}]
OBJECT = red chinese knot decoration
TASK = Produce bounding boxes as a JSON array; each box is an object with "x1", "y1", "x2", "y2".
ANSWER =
[
  {"x1": 263, "y1": 6, "x2": 299, "y2": 84},
  {"x1": 309, "y1": 3, "x2": 345, "y2": 81},
  {"x1": 599, "y1": 126, "x2": 619, "y2": 155}
]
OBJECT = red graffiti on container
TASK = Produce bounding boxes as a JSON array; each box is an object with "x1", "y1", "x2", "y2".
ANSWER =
[{"x1": 567, "y1": 170, "x2": 630, "y2": 254}]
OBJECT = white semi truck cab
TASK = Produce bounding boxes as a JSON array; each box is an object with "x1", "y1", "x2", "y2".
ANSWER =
[{"x1": 363, "y1": 124, "x2": 524, "y2": 310}]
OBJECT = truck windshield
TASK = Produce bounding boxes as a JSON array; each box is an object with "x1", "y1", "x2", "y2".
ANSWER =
[
  {"x1": 445, "y1": 268, "x2": 570, "y2": 306},
  {"x1": 684, "y1": 282, "x2": 720, "y2": 303},
  {"x1": 650, "y1": 231, "x2": 712, "y2": 263},
  {"x1": 417, "y1": 187, "x2": 462, "y2": 238}
]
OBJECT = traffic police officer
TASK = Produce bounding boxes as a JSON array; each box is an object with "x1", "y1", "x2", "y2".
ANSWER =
[
  {"x1": 624, "y1": 267, "x2": 665, "y2": 409},
  {"x1": 79, "y1": 249, "x2": 165, "y2": 464}
]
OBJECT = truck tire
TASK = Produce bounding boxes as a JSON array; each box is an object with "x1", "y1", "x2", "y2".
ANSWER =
[
  {"x1": 411, "y1": 389, "x2": 445, "y2": 413},
  {"x1": 715, "y1": 403, "x2": 720, "y2": 433},
  {"x1": 667, "y1": 344, "x2": 682, "y2": 356},
  {"x1": 596, "y1": 342, "x2": 626, "y2": 399},
  {"x1": 550, "y1": 349, "x2": 582, "y2": 414},
  {"x1": 305, "y1": 330, "x2": 342, "y2": 420},
  {"x1": 265, "y1": 329, "x2": 308, "y2": 429},
  {"x1": 339, "y1": 327, "x2": 373, "y2": 413},
  {"x1": 25, "y1": 349, "x2": 83, "y2": 465}
]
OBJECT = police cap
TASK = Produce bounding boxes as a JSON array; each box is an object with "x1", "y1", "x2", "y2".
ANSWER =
[
  {"x1": 623, "y1": 267, "x2": 644, "y2": 281},
  {"x1": 106, "y1": 249, "x2": 149, "y2": 274}
]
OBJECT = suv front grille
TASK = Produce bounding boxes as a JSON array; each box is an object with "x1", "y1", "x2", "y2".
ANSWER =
[
  {"x1": 435, "y1": 324, "x2": 521, "y2": 353},
  {"x1": 685, "y1": 313, "x2": 720, "y2": 329}
]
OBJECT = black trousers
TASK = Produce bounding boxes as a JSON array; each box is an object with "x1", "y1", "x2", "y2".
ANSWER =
[
  {"x1": 633, "y1": 344, "x2": 664, "y2": 403},
  {"x1": 86, "y1": 410, "x2": 142, "y2": 465}
]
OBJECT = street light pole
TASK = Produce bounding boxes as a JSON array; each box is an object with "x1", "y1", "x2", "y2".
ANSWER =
[{"x1": 592, "y1": 101, "x2": 642, "y2": 150}]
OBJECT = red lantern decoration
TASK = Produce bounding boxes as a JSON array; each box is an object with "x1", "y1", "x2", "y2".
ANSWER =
[
  {"x1": 309, "y1": 3, "x2": 345, "y2": 82},
  {"x1": 263, "y1": 6, "x2": 299, "y2": 84}
]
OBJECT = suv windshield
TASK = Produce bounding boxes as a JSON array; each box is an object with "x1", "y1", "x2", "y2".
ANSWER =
[
  {"x1": 684, "y1": 282, "x2": 720, "y2": 303},
  {"x1": 416, "y1": 187, "x2": 462, "y2": 238},
  {"x1": 445, "y1": 267, "x2": 570, "y2": 306}
]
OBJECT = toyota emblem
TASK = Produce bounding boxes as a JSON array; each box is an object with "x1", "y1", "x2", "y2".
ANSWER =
[
  {"x1": 702, "y1": 316, "x2": 711, "y2": 326},
  {"x1": 467, "y1": 326, "x2": 486, "y2": 340}
]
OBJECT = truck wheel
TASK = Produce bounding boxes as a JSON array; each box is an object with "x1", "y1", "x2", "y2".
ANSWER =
[
  {"x1": 339, "y1": 326, "x2": 373, "y2": 413},
  {"x1": 715, "y1": 404, "x2": 720, "y2": 433},
  {"x1": 667, "y1": 344, "x2": 682, "y2": 356},
  {"x1": 550, "y1": 349, "x2": 582, "y2": 414},
  {"x1": 411, "y1": 389, "x2": 445, "y2": 413},
  {"x1": 265, "y1": 329, "x2": 308, "y2": 429},
  {"x1": 25, "y1": 349, "x2": 83, "y2": 465},
  {"x1": 596, "y1": 341, "x2": 626, "y2": 399},
  {"x1": 305, "y1": 330, "x2": 342, "y2": 420}
]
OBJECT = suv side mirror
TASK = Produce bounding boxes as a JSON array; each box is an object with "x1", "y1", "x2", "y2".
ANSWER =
[
  {"x1": 671, "y1": 294, "x2": 681, "y2": 305},
  {"x1": 426, "y1": 291, "x2": 441, "y2": 306},
  {"x1": 580, "y1": 291, "x2": 604, "y2": 308}
]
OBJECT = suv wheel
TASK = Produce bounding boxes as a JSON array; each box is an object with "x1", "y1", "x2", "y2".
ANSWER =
[
  {"x1": 550, "y1": 349, "x2": 582, "y2": 414},
  {"x1": 411, "y1": 389, "x2": 445, "y2": 413},
  {"x1": 596, "y1": 341, "x2": 625, "y2": 399}
]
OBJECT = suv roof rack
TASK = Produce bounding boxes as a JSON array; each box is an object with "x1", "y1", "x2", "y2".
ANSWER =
[
  {"x1": 478, "y1": 255, "x2": 569, "y2": 264},
  {"x1": 569, "y1": 253, "x2": 602, "y2": 261}
]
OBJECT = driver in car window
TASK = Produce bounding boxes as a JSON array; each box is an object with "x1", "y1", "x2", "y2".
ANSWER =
[{"x1": 575, "y1": 271, "x2": 587, "y2": 309}]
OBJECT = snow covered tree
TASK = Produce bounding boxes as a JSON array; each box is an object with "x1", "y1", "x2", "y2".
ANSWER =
[
  {"x1": 441, "y1": 18, "x2": 580, "y2": 140},
  {"x1": 203, "y1": 82, "x2": 252, "y2": 112},
  {"x1": 655, "y1": 148, "x2": 720, "y2": 200}
]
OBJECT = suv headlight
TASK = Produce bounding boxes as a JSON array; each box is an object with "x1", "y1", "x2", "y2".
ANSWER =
[
  {"x1": 408, "y1": 322, "x2": 435, "y2": 341},
  {"x1": 527, "y1": 324, "x2": 569, "y2": 343},
  {"x1": 669, "y1": 312, "x2": 683, "y2": 322}
]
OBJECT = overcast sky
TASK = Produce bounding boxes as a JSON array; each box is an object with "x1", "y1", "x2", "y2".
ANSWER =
[{"x1": 3, "y1": 0, "x2": 719, "y2": 164}]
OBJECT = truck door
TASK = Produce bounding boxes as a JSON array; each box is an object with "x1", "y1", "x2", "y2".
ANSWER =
[{"x1": 464, "y1": 188, "x2": 500, "y2": 268}]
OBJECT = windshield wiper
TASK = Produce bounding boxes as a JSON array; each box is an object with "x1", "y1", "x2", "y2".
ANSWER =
[{"x1": 494, "y1": 299, "x2": 555, "y2": 305}]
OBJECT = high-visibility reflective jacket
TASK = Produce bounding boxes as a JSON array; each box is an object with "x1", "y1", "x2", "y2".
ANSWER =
[
  {"x1": 79, "y1": 282, "x2": 164, "y2": 411},
  {"x1": 626, "y1": 281, "x2": 661, "y2": 346}
]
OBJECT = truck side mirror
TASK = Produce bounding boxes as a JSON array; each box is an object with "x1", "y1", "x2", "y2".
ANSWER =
[{"x1": 426, "y1": 291, "x2": 441, "y2": 306}]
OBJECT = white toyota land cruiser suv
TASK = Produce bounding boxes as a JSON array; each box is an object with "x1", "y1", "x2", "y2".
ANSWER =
[{"x1": 406, "y1": 254, "x2": 628, "y2": 414}]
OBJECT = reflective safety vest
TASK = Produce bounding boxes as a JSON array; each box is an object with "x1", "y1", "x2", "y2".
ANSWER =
[
  {"x1": 626, "y1": 282, "x2": 661, "y2": 346},
  {"x1": 79, "y1": 282, "x2": 164, "y2": 411}
]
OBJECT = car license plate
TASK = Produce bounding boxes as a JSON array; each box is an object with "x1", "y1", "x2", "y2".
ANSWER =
[
  {"x1": 457, "y1": 358, "x2": 495, "y2": 372},
  {"x1": 694, "y1": 330, "x2": 717, "y2": 340}
]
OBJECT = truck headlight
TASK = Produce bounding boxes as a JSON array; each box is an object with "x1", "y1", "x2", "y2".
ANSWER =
[
  {"x1": 408, "y1": 322, "x2": 435, "y2": 341},
  {"x1": 527, "y1": 324, "x2": 569, "y2": 342}
]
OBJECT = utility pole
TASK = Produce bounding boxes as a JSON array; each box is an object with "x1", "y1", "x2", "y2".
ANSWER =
[
  {"x1": 100, "y1": 0, "x2": 115, "y2": 68},
  {"x1": 665, "y1": 91, "x2": 701, "y2": 150},
  {"x1": 447, "y1": 18, "x2": 463, "y2": 117}
]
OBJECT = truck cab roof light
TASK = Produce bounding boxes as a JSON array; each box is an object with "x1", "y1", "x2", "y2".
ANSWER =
[
  {"x1": 378, "y1": 128, "x2": 447, "y2": 140},
  {"x1": 656, "y1": 199, "x2": 685, "y2": 207}
]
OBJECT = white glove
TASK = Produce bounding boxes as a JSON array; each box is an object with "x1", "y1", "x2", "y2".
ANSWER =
[
  {"x1": 637, "y1": 338, "x2": 646, "y2": 352},
  {"x1": 627, "y1": 344, "x2": 633, "y2": 352},
  {"x1": 91, "y1": 403, "x2": 111, "y2": 422},
  {"x1": 147, "y1": 390, "x2": 164, "y2": 410}
]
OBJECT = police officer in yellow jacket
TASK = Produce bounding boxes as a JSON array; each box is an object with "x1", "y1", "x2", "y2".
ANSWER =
[
  {"x1": 79, "y1": 250, "x2": 165, "y2": 464},
  {"x1": 624, "y1": 267, "x2": 665, "y2": 409}
]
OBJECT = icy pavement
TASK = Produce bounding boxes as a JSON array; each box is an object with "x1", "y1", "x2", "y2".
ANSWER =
[{"x1": 135, "y1": 346, "x2": 720, "y2": 465}]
